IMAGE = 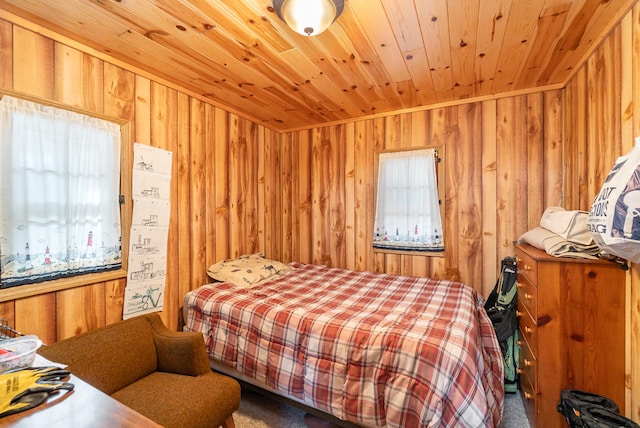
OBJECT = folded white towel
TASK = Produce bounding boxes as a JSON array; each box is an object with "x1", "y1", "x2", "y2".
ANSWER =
[{"x1": 518, "y1": 227, "x2": 600, "y2": 259}]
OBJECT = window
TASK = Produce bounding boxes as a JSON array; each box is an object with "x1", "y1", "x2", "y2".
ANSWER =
[
  {"x1": 0, "y1": 96, "x2": 122, "y2": 288},
  {"x1": 373, "y1": 148, "x2": 444, "y2": 252}
]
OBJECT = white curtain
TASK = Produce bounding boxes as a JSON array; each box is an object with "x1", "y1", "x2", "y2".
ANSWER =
[
  {"x1": 373, "y1": 148, "x2": 444, "y2": 251},
  {"x1": 0, "y1": 96, "x2": 122, "y2": 287}
]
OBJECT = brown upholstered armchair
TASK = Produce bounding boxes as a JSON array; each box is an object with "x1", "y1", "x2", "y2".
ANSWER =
[{"x1": 38, "y1": 313, "x2": 240, "y2": 428}]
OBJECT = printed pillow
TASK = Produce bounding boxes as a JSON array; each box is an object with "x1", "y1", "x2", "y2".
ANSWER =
[{"x1": 207, "y1": 254, "x2": 292, "y2": 287}]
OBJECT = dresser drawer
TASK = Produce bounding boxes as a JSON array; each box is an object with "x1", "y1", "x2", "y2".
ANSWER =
[
  {"x1": 518, "y1": 309, "x2": 538, "y2": 357},
  {"x1": 518, "y1": 300, "x2": 538, "y2": 352},
  {"x1": 516, "y1": 275, "x2": 537, "y2": 318},
  {"x1": 517, "y1": 329, "x2": 537, "y2": 391},
  {"x1": 516, "y1": 250, "x2": 538, "y2": 286},
  {"x1": 520, "y1": 372, "x2": 537, "y2": 428}
]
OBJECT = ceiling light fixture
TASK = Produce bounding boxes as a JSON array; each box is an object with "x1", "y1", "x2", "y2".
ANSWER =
[{"x1": 272, "y1": 0, "x2": 344, "y2": 37}]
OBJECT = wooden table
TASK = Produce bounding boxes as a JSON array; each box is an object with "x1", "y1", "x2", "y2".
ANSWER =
[{"x1": 0, "y1": 373, "x2": 161, "y2": 427}]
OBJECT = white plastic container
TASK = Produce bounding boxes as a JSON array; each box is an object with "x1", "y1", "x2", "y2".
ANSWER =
[{"x1": 0, "y1": 335, "x2": 43, "y2": 373}]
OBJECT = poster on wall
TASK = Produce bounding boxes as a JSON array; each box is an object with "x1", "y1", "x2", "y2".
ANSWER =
[{"x1": 123, "y1": 143, "x2": 172, "y2": 319}]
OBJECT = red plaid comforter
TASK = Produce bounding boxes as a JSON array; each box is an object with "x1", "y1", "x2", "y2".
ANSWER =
[{"x1": 184, "y1": 263, "x2": 504, "y2": 427}]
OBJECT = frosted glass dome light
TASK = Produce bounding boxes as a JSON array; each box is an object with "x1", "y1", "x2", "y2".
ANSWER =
[{"x1": 273, "y1": 0, "x2": 345, "y2": 36}]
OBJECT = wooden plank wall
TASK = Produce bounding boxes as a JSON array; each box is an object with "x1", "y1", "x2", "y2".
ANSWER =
[
  {"x1": 281, "y1": 93, "x2": 563, "y2": 298},
  {"x1": 0, "y1": 14, "x2": 282, "y2": 339},
  {"x1": 564, "y1": 3, "x2": 640, "y2": 419}
]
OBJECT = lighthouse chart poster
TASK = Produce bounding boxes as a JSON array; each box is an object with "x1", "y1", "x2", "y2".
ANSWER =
[{"x1": 123, "y1": 143, "x2": 172, "y2": 319}]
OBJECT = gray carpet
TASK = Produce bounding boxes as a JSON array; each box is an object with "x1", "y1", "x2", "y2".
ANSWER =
[
  {"x1": 498, "y1": 393, "x2": 531, "y2": 428},
  {"x1": 234, "y1": 388, "x2": 531, "y2": 427}
]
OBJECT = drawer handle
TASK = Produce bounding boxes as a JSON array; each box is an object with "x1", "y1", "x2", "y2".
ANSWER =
[
  {"x1": 516, "y1": 310, "x2": 522, "y2": 318},
  {"x1": 523, "y1": 358, "x2": 533, "y2": 367},
  {"x1": 524, "y1": 293, "x2": 533, "y2": 301},
  {"x1": 516, "y1": 368, "x2": 523, "y2": 375},
  {"x1": 524, "y1": 326, "x2": 533, "y2": 335},
  {"x1": 516, "y1": 282, "x2": 524, "y2": 289},
  {"x1": 524, "y1": 264, "x2": 532, "y2": 272},
  {"x1": 523, "y1": 391, "x2": 533, "y2": 400},
  {"x1": 516, "y1": 340, "x2": 523, "y2": 346},
  {"x1": 517, "y1": 257, "x2": 522, "y2": 264}
]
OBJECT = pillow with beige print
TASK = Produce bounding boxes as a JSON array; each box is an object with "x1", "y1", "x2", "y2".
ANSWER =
[{"x1": 207, "y1": 254, "x2": 292, "y2": 287}]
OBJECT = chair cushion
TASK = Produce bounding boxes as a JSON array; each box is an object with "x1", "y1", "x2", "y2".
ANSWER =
[{"x1": 111, "y1": 371, "x2": 241, "y2": 428}]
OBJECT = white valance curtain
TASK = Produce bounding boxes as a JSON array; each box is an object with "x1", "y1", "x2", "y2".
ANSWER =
[
  {"x1": 373, "y1": 148, "x2": 444, "y2": 251},
  {"x1": 0, "y1": 96, "x2": 122, "y2": 288}
]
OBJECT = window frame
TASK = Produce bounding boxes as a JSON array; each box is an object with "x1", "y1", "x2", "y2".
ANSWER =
[
  {"x1": 372, "y1": 145, "x2": 445, "y2": 257},
  {"x1": 0, "y1": 89, "x2": 131, "y2": 302}
]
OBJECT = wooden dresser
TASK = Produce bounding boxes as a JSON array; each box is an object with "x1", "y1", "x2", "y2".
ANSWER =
[{"x1": 515, "y1": 243, "x2": 627, "y2": 428}]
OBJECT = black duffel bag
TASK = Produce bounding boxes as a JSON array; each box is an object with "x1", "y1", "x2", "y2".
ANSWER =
[{"x1": 558, "y1": 389, "x2": 640, "y2": 428}]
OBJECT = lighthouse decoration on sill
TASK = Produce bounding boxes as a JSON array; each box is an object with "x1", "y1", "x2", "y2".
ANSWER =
[
  {"x1": 373, "y1": 224, "x2": 443, "y2": 249},
  {"x1": 85, "y1": 230, "x2": 94, "y2": 258}
]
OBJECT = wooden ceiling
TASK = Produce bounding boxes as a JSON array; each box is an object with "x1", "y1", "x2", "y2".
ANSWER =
[{"x1": 0, "y1": 0, "x2": 636, "y2": 131}]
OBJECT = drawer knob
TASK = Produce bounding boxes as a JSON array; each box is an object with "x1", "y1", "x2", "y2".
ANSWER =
[
  {"x1": 524, "y1": 326, "x2": 533, "y2": 335},
  {"x1": 524, "y1": 264, "x2": 532, "y2": 272},
  {"x1": 524, "y1": 293, "x2": 533, "y2": 300},
  {"x1": 516, "y1": 340, "x2": 523, "y2": 346},
  {"x1": 516, "y1": 282, "x2": 524, "y2": 289},
  {"x1": 523, "y1": 358, "x2": 533, "y2": 367},
  {"x1": 516, "y1": 368, "x2": 523, "y2": 375},
  {"x1": 516, "y1": 310, "x2": 522, "y2": 317},
  {"x1": 523, "y1": 391, "x2": 533, "y2": 400}
]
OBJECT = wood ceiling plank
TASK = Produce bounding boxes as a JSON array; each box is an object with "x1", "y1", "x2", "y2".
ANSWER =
[
  {"x1": 196, "y1": 74, "x2": 346, "y2": 128},
  {"x1": 447, "y1": 0, "x2": 480, "y2": 100},
  {"x1": 474, "y1": 0, "x2": 513, "y2": 96},
  {"x1": 332, "y1": 6, "x2": 405, "y2": 111},
  {"x1": 415, "y1": 0, "x2": 455, "y2": 103},
  {"x1": 188, "y1": 76, "x2": 270, "y2": 109},
  {"x1": 515, "y1": 2, "x2": 571, "y2": 88},
  {"x1": 262, "y1": 85, "x2": 346, "y2": 123},
  {"x1": 381, "y1": 0, "x2": 423, "y2": 52},
  {"x1": 348, "y1": 0, "x2": 412, "y2": 83},
  {"x1": 278, "y1": 48, "x2": 365, "y2": 118},
  {"x1": 489, "y1": 0, "x2": 547, "y2": 95},
  {"x1": 379, "y1": 0, "x2": 437, "y2": 107},
  {"x1": 287, "y1": 32, "x2": 387, "y2": 115},
  {"x1": 110, "y1": 30, "x2": 260, "y2": 103},
  {"x1": 315, "y1": 24, "x2": 387, "y2": 105},
  {"x1": 186, "y1": 0, "x2": 293, "y2": 54},
  {"x1": 395, "y1": 79, "x2": 419, "y2": 108},
  {"x1": 404, "y1": 48, "x2": 437, "y2": 106}
]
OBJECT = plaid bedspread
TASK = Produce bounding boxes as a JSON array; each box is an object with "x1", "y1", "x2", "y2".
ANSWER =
[{"x1": 184, "y1": 263, "x2": 504, "y2": 427}]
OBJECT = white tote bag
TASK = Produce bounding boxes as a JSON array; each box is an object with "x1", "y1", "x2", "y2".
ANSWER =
[{"x1": 587, "y1": 136, "x2": 640, "y2": 262}]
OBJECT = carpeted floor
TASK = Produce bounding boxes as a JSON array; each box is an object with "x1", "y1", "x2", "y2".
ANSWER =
[{"x1": 233, "y1": 388, "x2": 531, "y2": 427}]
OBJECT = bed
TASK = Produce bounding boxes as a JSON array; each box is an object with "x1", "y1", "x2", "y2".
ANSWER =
[{"x1": 183, "y1": 257, "x2": 504, "y2": 427}]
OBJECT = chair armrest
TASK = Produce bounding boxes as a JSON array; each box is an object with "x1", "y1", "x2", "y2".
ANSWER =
[{"x1": 145, "y1": 314, "x2": 211, "y2": 376}]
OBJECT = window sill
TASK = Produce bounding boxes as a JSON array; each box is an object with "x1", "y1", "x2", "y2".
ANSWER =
[
  {"x1": 373, "y1": 247, "x2": 445, "y2": 258},
  {"x1": 0, "y1": 269, "x2": 127, "y2": 302}
]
